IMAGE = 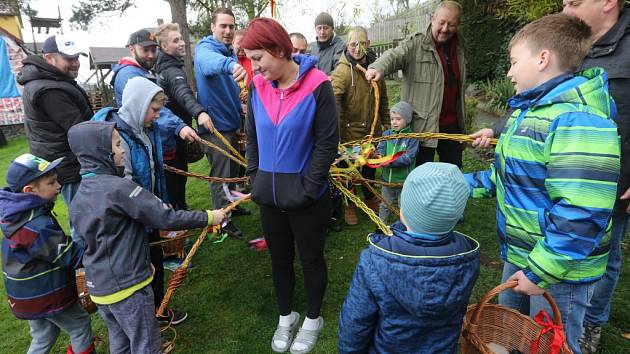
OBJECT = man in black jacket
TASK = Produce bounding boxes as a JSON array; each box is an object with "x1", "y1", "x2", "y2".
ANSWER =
[
  {"x1": 154, "y1": 23, "x2": 214, "y2": 210},
  {"x1": 18, "y1": 34, "x2": 92, "y2": 245}
]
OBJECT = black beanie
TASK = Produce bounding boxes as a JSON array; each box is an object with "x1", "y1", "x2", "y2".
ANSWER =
[{"x1": 314, "y1": 12, "x2": 334, "y2": 28}]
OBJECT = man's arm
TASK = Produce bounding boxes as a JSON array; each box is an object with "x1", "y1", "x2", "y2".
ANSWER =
[
  {"x1": 368, "y1": 35, "x2": 416, "y2": 79},
  {"x1": 195, "y1": 44, "x2": 237, "y2": 77},
  {"x1": 163, "y1": 67, "x2": 206, "y2": 119}
]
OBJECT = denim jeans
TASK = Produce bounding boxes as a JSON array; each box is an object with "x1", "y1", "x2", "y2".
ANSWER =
[
  {"x1": 61, "y1": 181, "x2": 84, "y2": 248},
  {"x1": 97, "y1": 285, "x2": 162, "y2": 354},
  {"x1": 499, "y1": 262, "x2": 594, "y2": 354},
  {"x1": 584, "y1": 213, "x2": 629, "y2": 327},
  {"x1": 27, "y1": 302, "x2": 92, "y2": 354},
  {"x1": 378, "y1": 186, "x2": 401, "y2": 223}
]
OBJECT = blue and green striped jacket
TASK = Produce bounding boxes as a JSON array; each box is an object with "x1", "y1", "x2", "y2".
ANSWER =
[{"x1": 465, "y1": 68, "x2": 620, "y2": 288}]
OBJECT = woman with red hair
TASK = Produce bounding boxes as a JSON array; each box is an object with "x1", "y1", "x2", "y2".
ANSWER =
[{"x1": 242, "y1": 17, "x2": 339, "y2": 354}]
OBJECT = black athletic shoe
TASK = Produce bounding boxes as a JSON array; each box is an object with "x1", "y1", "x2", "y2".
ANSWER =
[
  {"x1": 223, "y1": 221, "x2": 243, "y2": 238},
  {"x1": 157, "y1": 309, "x2": 188, "y2": 326}
]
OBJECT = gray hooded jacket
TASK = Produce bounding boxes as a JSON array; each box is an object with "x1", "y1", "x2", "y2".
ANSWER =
[{"x1": 68, "y1": 121, "x2": 208, "y2": 297}]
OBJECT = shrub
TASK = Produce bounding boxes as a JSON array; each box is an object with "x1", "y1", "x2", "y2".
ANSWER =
[{"x1": 479, "y1": 77, "x2": 515, "y2": 115}]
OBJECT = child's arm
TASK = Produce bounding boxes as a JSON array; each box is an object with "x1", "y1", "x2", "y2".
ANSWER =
[
  {"x1": 338, "y1": 253, "x2": 379, "y2": 353},
  {"x1": 156, "y1": 107, "x2": 187, "y2": 139},
  {"x1": 113, "y1": 180, "x2": 224, "y2": 230},
  {"x1": 27, "y1": 216, "x2": 84, "y2": 270},
  {"x1": 464, "y1": 164, "x2": 497, "y2": 199},
  {"x1": 388, "y1": 136, "x2": 419, "y2": 168},
  {"x1": 525, "y1": 112, "x2": 620, "y2": 288}
]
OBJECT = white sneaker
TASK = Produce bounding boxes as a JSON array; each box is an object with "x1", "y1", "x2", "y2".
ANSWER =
[
  {"x1": 271, "y1": 312, "x2": 300, "y2": 353},
  {"x1": 290, "y1": 317, "x2": 324, "y2": 354}
]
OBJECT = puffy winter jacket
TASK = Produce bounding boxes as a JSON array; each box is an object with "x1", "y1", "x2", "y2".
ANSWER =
[
  {"x1": 338, "y1": 222, "x2": 480, "y2": 354},
  {"x1": 18, "y1": 55, "x2": 93, "y2": 184},
  {"x1": 0, "y1": 190, "x2": 83, "y2": 319},
  {"x1": 155, "y1": 49, "x2": 206, "y2": 126},
  {"x1": 377, "y1": 126, "x2": 420, "y2": 183},
  {"x1": 466, "y1": 69, "x2": 620, "y2": 288}
]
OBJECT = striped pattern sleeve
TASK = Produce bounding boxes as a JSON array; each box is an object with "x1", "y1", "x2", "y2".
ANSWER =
[
  {"x1": 464, "y1": 165, "x2": 497, "y2": 199},
  {"x1": 526, "y1": 110, "x2": 620, "y2": 287}
]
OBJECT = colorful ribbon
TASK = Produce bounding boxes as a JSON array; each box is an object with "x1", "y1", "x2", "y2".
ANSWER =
[{"x1": 531, "y1": 309, "x2": 566, "y2": 354}]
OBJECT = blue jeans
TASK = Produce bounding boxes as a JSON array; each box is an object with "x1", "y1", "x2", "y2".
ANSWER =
[
  {"x1": 97, "y1": 285, "x2": 162, "y2": 354},
  {"x1": 61, "y1": 182, "x2": 84, "y2": 248},
  {"x1": 499, "y1": 262, "x2": 594, "y2": 354},
  {"x1": 27, "y1": 302, "x2": 93, "y2": 354},
  {"x1": 584, "y1": 213, "x2": 629, "y2": 327}
]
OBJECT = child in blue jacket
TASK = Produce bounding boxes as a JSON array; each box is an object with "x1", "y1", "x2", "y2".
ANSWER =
[
  {"x1": 338, "y1": 162, "x2": 480, "y2": 354},
  {"x1": 0, "y1": 154, "x2": 94, "y2": 354}
]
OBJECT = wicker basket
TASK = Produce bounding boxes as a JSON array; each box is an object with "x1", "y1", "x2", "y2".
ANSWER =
[
  {"x1": 461, "y1": 281, "x2": 572, "y2": 354},
  {"x1": 76, "y1": 269, "x2": 97, "y2": 314},
  {"x1": 159, "y1": 230, "x2": 188, "y2": 259}
]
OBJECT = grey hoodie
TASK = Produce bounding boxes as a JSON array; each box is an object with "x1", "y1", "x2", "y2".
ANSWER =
[
  {"x1": 68, "y1": 121, "x2": 208, "y2": 298},
  {"x1": 118, "y1": 76, "x2": 163, "y2": 187}
]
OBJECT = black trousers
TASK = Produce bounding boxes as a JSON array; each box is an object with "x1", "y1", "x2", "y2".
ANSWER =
[
  {"x1": 260, "y1": 191, "x2": 330, "y2": 319},
  {"x1": 164, "y1": 138, "x2": 188, "y2": 210},
  {"x1": 415, "y1": 123, "x2": 463, "y2": 168}
]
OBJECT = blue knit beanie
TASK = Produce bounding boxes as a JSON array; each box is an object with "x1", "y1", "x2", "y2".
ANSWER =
[{"x1": 400, "y1": 162, "x2": 470, "y2": 236}]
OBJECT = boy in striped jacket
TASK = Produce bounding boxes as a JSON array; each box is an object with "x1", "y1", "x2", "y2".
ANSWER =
[
  {"x1": 0, "y1": 154, "x2": 94, "y2": 354},
  {"x1": 465, "y1": 14, "x2": 620, "y2": 353}
]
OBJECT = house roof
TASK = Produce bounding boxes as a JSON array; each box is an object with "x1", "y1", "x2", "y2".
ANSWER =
[{"x1": 89, "y1": 46, "x2": 129, "y2": 70}]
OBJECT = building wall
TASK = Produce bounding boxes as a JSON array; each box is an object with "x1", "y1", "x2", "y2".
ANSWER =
[{"x1": 0, "y1": 16, "x2": 22, "y2": 41}]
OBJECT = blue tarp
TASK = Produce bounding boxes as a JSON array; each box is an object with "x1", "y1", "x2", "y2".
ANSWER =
[{"x1": 0, "y1": 37, "x2": 20, "y2": 98}]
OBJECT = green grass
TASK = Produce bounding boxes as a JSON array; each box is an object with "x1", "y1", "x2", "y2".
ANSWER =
[{"x1": 0, "y1": 135, "x2": 629, "y2": 353}]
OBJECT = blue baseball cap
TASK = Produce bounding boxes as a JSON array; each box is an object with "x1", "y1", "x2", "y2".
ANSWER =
[{"x1": 6, "y1": 154, "x2": 64, "y2": 192}]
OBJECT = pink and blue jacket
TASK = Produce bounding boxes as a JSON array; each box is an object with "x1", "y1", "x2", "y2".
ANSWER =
[{"x1": 245, "y1": 55, "x2": 339, "y2": 210}]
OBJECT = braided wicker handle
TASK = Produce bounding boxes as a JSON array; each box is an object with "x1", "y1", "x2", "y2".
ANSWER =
[{"x1": 470, "y1": 281, "x2": 564, "y2": 326}]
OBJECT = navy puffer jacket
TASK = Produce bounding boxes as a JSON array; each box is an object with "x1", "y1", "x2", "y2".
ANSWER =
[{"x1": 338, "y1": 222, "x2": 480, "y2": 354}]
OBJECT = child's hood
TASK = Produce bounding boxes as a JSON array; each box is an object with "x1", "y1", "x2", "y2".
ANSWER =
[
  {"x1": 117, "y1": 76, "x2": 163, "y2": 136},
  {"x1": 509, "y1": 68, "x2": 615, "y2": 120},
  {"x1": 68, "y1": 121, "x2": 120, "y2": 176},
  {"x1": 0, "y1": 188, "x2": 48, "y2": 226}
]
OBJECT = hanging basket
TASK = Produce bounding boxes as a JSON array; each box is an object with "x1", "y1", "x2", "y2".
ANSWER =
[
  {"x1": 76, "y1": 269, "x2": 97, "y2": 314},
  {"x1": 461, "y1": 281, "x2": 572, "y2": 354}
]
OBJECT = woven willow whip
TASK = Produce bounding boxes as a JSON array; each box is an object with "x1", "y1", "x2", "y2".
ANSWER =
[{"x1": 156, "y1": 195, "x2": 251, "y2": 317}]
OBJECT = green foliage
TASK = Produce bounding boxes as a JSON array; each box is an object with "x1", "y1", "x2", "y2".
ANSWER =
[
  {"x1": 494, "y1": 0, "x2": 561, "y2": 21},
  {"x1": 465, "y1": 96, "x2": 479, "y2": 133},
  {"x1": 459, "y1": 0, "x2": 522, "y2": 82},
  {"x1": 479, "y1": 76, "x2": 515, "y2": 115}
]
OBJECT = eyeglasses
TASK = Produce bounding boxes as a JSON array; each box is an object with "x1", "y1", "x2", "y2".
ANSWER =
[{"x1": 348, "y1": 41, "x2": 367, "y2": 49}]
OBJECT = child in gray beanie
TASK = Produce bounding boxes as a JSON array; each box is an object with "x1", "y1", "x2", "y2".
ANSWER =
[
  {"x1": 376, "y1": 101, "x2": 419, "y2": 223},
  {"x1": 338, "y1": 162, "x2": 480, "y2": 353}
]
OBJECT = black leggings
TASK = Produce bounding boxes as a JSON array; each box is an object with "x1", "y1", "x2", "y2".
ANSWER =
[
  {"x1": 260, "y1": 191, "x2": 330, "y2": 319},
  {"x1": 416, "y1": 123, "x2": 463, "y2": 168}
]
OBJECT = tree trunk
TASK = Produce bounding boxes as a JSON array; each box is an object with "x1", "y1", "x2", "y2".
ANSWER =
[{"x1": 165, "y1": 0, "x2": 196, "y2": 92}]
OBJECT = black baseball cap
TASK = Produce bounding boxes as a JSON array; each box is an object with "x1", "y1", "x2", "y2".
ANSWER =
[{"x1": 127, "y1": 29, "x2": 157, "y2": 47}]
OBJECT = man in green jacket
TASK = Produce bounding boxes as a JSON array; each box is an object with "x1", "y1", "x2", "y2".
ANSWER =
[{"x1": 366, "y1": 1, "x2": 466, "y2": 168}]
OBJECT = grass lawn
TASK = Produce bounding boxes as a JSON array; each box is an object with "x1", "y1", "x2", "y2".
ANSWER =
[{"x1": 0, "y1": 133, "x2": 629, "y2": 353}]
